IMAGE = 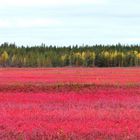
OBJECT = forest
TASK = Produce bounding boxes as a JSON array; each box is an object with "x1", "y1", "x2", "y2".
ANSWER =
[{"x1": 0, "y1": 42, "x2": 140, "y2": 67}]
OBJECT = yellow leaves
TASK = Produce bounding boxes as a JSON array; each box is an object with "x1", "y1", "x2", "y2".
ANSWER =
[
  {"x1": 81, "y1": 52, "x2": 85, "y2": 60},
  {"x1": 91, "y1": 52, "x2": 96, "y2": 59},
  {"x1": 12, "y1": 54, "x2": 16, "y2": 63},
  {"x1": 104, "y1": 51, "x2": 110, "y2": 58},
  {"x1": 134, "y1": 50, "x2": 138, "y2": 55},
  {"x1": 61, "y1": 55, "x2": 66, "y2": 62},
  {"x1": 137, "y1": 53, "x2": 140, "y2": 59},
  {"x1": 75, "y1": 52, "x2": 81, "y2": 57},
  {"x1": 1, "y1": 51, "x2": 9, "y2": 64}
]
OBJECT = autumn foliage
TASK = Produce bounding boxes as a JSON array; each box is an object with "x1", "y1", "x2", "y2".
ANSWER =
[{"x1": 0, "y1": 68, "x2": 140, "y2": 139}]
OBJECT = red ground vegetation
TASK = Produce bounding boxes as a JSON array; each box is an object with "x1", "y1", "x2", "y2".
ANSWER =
[
  {"x1": 0, "y1": 67, "x2": 140, "y2": 85},
  {"x1": 0, "y1": 68, "x2": 140, "y2": 139}
]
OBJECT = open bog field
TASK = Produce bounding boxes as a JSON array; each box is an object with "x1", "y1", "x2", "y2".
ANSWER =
[{"x1": 0, "y1": 68, "x2": 140, "y2": 140}]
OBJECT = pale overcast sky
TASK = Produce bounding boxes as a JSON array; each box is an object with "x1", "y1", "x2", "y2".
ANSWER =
[{"x1": 0, "y1": 0, "x2": 140, "y2": 46}]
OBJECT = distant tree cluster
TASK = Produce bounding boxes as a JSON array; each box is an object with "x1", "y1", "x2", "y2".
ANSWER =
[{"x1": 0, "y1": 43, "x2": 140, "y2": 67}]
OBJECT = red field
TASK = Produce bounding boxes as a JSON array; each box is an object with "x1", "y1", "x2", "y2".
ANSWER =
[{"x1": 0, "y1": 68, "x2": 140, "y2": 139}]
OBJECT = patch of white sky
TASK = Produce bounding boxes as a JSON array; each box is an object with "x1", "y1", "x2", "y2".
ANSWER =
[{"x1": 0, "y1": 0, "x2": 140, "y2": 46}]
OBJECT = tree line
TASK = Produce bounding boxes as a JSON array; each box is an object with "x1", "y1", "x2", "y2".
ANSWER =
[{"x1": 0, "y1": 43, "x2": 140, "y2": 67}]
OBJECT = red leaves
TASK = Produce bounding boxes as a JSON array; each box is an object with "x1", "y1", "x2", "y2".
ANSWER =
[
  {"x1": 0, "y1": 68, "x2": 140, "y2": 139},
  {"x1": 0, "y1": 67, "x2": 140, "y2": 86}
]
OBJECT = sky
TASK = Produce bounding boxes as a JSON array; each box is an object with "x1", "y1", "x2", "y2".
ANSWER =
[{"x1": 0, "y1": 0, "x2": 140, "y2": 46}]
